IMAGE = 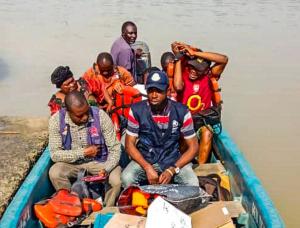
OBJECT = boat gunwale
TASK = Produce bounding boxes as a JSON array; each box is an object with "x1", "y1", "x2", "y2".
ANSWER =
[
  {"x1": 0, "y1": 147, "x2": 52, "y2": 227},
  {"x1": 216, "y1": 129, "x2": 285, "y2": 228}
]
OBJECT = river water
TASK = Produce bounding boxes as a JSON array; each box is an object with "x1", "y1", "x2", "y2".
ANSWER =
[{"x1": 1, "y1": 0, "x2": 300, "y2": 226}]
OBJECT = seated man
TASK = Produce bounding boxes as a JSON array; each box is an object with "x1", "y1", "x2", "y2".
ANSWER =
[
  {"x1": 83, "y1": 52, "x2": 135, "y2": 103},
  {"x1": 172, "y1": 41, "x2": 228, "y2": 164},
  {"x1": 48, "y1": 66, "x2": 113, "y2": 115},
  {"x1": 121, "y1": 71, "x2": 199, "y2": 187},
  {"x1": 48, "y1": 91, "x2": 121, "y2": 206}
]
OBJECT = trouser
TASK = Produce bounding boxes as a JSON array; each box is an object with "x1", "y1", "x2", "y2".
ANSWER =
[
  {"x1": 49, "y1": 162, "x2": 121, "y2": 207},
  {"x1": 121, "y1": 161, "x2": 199, "y2": 188}
]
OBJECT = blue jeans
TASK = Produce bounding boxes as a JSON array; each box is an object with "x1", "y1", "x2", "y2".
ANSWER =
[{"x1": 121, "y1": 161, "x2": 199, "y2": 188}]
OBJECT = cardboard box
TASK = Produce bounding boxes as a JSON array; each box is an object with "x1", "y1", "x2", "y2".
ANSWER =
[
  {"x1": 105, "y1": 213, "x2": 146, "y2": 228},
  {"x1": 146, "y1": 196, "x2": 192, "y2": 228},
  {"x1": 190, "y1": 202, "x2": 235, "y2": 228}
]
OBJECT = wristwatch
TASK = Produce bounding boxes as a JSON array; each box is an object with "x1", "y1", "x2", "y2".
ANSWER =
[{"x1": 174, "y1": 166, "x2": 180, "y2": 175}]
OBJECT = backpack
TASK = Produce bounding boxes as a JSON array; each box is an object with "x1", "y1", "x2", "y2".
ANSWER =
[{"x1": 192, "y1": 105, "x2": 222, "y2": 134}]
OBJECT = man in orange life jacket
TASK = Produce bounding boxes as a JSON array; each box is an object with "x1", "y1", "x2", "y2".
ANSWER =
[
  {"x1": 172, "y1": 41, "x2": 228, "y2": 164},
  {"x1": 83, "y1": 52, "x2": 135, "y2": 105}
]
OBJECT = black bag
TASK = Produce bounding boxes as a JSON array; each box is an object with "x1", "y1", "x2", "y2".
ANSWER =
[
  {"x1": 192, "y1": 105, "x2": 222, "y2": 131},
  {"x1": 118, "y1": 185, "x2": 211, "y2": 214},
  {"x1": 198, "y1": 174, "x2": 232, "y2": 201}
]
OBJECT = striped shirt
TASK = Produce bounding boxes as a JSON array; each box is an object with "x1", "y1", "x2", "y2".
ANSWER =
[
  {"x1": 48, "y1": 109, "x2": 121, "y2": 172},
  {"x1": 127, "y1": 100, "x2": 196, "y2": 139}
]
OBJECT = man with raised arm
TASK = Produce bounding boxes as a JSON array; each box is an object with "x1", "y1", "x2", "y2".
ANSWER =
[{"x1": 172, "y1": 41, "x2": 228, "y2": 164}]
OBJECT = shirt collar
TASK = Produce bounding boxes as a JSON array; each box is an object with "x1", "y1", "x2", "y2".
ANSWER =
[{"x1": 65, "y1": 110, "x2": 94, "y2": 128}]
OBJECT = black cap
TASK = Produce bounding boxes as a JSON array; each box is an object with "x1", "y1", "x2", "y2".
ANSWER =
[{"x1": 187, "y1": 58, "x2": 211, "y2": 73}]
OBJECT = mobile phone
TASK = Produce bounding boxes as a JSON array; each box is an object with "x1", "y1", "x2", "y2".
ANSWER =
[{"x1": 81, "y1": 174, "x2": 108, "y2": 182}]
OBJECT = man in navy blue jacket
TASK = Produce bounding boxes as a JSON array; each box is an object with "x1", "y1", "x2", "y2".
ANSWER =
[{"x1": 121, "y1": 71, "x2": 199, "y2": 187}]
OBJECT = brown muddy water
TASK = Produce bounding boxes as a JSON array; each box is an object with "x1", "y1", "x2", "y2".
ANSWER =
[{"x1": 0, "y1": 0, "x2": 300, "y2": 226}]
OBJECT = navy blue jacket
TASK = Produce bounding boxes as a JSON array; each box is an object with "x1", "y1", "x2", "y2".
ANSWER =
[{"x1": 130, "y1": 100, "x2": 188, "y2": 170}]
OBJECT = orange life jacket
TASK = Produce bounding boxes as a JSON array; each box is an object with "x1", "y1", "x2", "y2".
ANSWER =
[
  {"x1": 34, "y1": 189, "x2": 82, "y2": 227},
  {"x1": 114, "y1": 85, "x2": 142, "y2": 118},
  {"x1": 82, "y1": 198, "x2": 102, "y2": 213},
  {"x1": 166, "y1": 62, "x2": 177, "y2": 101},
  {"x1": 110, "y1": 85, "x2": 143, "y2": 140},
  {"x1": 34, "y1": 201, "x2": 75, "y2": 228}
]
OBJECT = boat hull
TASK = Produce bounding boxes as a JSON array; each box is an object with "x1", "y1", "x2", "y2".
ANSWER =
[{"x1": 0, "y1": 130, "x2": 284, "y2": 227}]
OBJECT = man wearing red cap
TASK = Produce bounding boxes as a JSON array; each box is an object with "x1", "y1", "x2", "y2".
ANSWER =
[{"x1": 172, "y1": 42, "x2": 228, "y2": 164}]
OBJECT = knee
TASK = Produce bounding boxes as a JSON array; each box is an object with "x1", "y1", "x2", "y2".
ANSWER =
[
  {"x1": 121, "y1": 169, "x2": 135, "y2": 188},
  {"x1": 49, "y1": 162, "x2": 65, "y2": 181},
  {"x1": 186, "y1": 175, "x2": 200, "y2": 187},
  {"x1": 108, "y1": 167, "x2": 122, "y2": 187},
  {"x1": 201, "y1": 127, "x2": 213, "y2": 142}
]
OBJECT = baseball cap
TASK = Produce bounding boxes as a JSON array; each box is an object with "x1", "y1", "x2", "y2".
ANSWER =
[
  {"x1": 187, "y1": 58, "x2": 211, "y2": 73},
  {"x1": 145, "y1": 71, "x2": 169, "y2": 91}
]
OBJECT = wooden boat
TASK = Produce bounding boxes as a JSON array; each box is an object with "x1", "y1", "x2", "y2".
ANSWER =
[
  {"x1": 0, "y1": 42, "x2": 284, "y2": 227},
  {"x1": 0, "y1": 129, "x2": 284, "y2": 227}
]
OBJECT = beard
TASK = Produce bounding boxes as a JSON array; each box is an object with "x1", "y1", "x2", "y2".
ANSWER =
[{"x1": 150, "y1": 98, "x2": 168, "y2": 114}]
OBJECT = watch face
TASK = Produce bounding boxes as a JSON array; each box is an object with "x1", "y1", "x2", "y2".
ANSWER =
[{"x1": 175, "y1": 167, "x2": 180, "y2": 174}]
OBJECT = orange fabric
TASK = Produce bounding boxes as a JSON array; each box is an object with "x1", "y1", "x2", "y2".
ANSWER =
[
  {"x1": 34, "y1": 202, "x2": 75, "y2": 228},
  {"x1": 111, "y1": 112, "x2": 121, "y2": 141},
  {"x1": 82, "y1": 66, "x2": 106, "y2": 104},
  {"x1": 167, "y1": 78, "x2": 177, "y2": 101},
  {"x1": 83, "y1": 64, "x2": 135, "y2": 100},
  {"x1": 114, "y1": 86, "x2": 142, "y2": 119},
  {"x1": 82, "y1": 198, "x2": 102, "y2": 213},
  {"x1": 48, "y1": 189, "x2": 82, "y2": 217},
  {"x1": 110, "y1": 86, "x2": 142, "y2": 141},
  {"x1": 104, "y1": 66, "x2": 135, "y2": 97}
]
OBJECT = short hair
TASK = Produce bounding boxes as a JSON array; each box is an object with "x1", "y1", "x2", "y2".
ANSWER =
[
  {"x1": 121, "y1": 21, "x2": 136, "y2": 33},
  {"x1": 160, "y1": 52, "x2": 175, "y2": 69},
  {"x1": 65, "y1": 90, "x2": 88, "y2": 111},
  {"x1": 51, "y1": 66, "x2": 73, "y2": 88},
  {"x1": 96, "y1": 52, "x2": 113, "y2": 66}
]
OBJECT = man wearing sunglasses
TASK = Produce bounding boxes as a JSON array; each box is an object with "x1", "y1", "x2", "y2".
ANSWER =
[{"x1": 48, "y1": 91, "x2": 121, "y2": 206}]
